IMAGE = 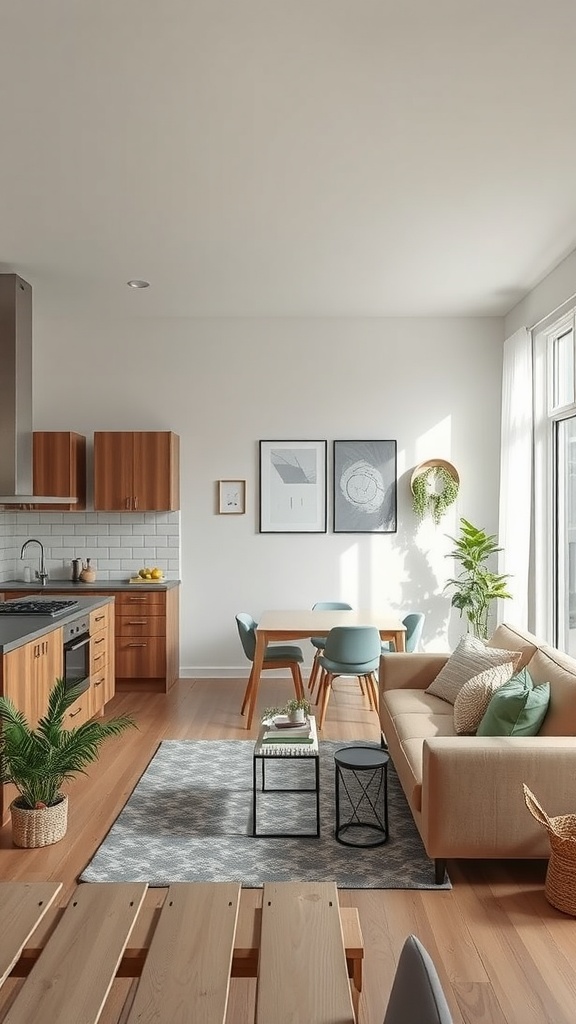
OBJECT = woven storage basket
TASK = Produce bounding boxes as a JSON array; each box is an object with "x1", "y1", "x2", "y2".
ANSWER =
[
  {"x1": 523, "y1": 785, "x2": 576, "y2": 916},
  {"x1": 10, "y1": 795, "x2": 68, "y2": 848}
]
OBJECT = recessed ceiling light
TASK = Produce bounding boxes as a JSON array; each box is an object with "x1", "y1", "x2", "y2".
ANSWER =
[{"x1": 127, "y1": 279, "x2": 150, "y2": 289}]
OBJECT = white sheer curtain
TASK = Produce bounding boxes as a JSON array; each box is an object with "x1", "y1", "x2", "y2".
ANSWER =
[{"x1": 498, "y1": 327, "x2": 532, "y2": 628}]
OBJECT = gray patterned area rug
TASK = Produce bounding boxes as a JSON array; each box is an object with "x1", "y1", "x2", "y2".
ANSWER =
[{"x1": 80, "y1": 740, "x2": 450, "y2": 889}]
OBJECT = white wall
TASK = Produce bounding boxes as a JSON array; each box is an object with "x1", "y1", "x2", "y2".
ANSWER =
[
  {"x1": 505, "y1": 247, "x2": 576, "y2": 335},
  {"x1": 30, "y1": 314, "x2": 505, "y2": 672}
]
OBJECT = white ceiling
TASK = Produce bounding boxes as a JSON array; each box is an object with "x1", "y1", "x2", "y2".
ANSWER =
[{"x1": 1, "y1": 1, "x2": 576, "y2": 318}]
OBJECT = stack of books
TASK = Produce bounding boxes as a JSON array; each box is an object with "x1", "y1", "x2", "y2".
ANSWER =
[{"x1": 261, "y1": 715, "x2": 314, "y2": 744}]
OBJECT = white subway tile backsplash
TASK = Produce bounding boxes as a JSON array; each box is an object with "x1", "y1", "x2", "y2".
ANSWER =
[{"x1": 0, "y1": 510, "x2": 181, "y2": 582}]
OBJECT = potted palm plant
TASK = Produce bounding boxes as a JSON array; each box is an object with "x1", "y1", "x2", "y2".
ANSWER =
[
  {"x1": 444, "y1": 517, "x2": 513, "y2": 639},
  {"x1": 0, "y1": 677, "x2": 135, "y2": 848}
]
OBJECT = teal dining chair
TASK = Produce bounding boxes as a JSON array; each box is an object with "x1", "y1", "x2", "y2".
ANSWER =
[
  {"x1": 236, "y1": 613, "x2": 305, "y2": 718},
  {"x1": 381, "y1": 612, "x2": 425, "y2": 654},
  {"x1": 308, "y1": 601, "x2": 353, "y2": 698},
  {"x1": 316, "y1": 625, "x2": 381, "y2": 729}
]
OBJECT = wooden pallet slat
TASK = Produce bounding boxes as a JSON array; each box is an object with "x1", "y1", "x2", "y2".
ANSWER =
[
  {"x1": 0, "y1": 882, "x2": 63, "y2": 988},
  {"x1": 125, "y1": 881, "x2": 241, "y2": 1024},
  {"x1": 2, "y1": 882, "x2": 148, "y2": 1024},
  {"x1": 256, "y1": 881, "x2": 356, "y2": 1024}
]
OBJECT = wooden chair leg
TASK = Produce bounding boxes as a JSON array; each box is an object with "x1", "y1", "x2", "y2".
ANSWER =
[
  {"x1": 363, "y1": 674, "x2": 374, "y2": 710},
  {"x1": 313, "y1": 668, "x2": 327, "y2": 705},
  {"x1": 318, "y1": 672, "x2": 334, "y2": 729},
  {"x1": 240, "y1": 664, "x2": 257, "y2": 716},
  {"x1": 290, "y1": 662, "x2": 305, "y2": 701},
  {"x1": 308, "y1": 652, "x2": 321, "y2": 697},
  {"x1": 367, "y1": 672, "x2": 379, "y2": 711}
]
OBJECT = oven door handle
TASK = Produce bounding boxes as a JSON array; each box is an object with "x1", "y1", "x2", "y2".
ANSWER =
[{"x1": 66, "y1": 635, "x2": 90, "y2": 652}]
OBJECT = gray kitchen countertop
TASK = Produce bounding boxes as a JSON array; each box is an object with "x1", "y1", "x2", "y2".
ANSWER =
[
  {"x1": 0, "y1": 579, "x2": 181, "y2": 592},
  {"x1": 0, "y1": 595, "x2": 115, "y2": 653}
]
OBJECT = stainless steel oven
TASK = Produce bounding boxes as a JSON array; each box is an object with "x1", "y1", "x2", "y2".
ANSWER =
[{"x1": 63, "y1": 615, "x2": 90, "y2": 695}]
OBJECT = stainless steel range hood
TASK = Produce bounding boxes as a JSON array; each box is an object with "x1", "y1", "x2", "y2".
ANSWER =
[{"x1": 0, "y1": 274, "x2": 78, "y2": 505}]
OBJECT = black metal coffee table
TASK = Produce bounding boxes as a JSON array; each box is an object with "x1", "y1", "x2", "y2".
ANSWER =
[{"x1": 252, "y1": 716, "x2": 320, "y2": 837}]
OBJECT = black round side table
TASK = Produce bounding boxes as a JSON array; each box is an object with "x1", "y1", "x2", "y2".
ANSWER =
[{"x1": 334, "y1": 745, "x2": 390, "y2": 847}]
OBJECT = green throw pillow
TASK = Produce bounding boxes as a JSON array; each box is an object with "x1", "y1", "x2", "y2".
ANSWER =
[{"x1": 476, "y1": 668, "x2": 550, "y2": 736}]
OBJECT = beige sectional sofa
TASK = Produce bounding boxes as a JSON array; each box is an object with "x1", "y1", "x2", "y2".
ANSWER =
[{"x1": 378, "y1": 623, "x2": 576, "y2": 882}]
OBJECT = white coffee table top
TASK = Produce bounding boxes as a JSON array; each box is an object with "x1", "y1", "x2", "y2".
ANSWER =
[{"x1": 254, "y1": 715, "x2": 319, "y2": 756}]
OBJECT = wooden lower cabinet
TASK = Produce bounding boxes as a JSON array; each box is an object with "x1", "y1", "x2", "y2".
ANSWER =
[
  {"x1": 0, "y1": 600, "x2": 116, "y2": 823},
  {"x1": 1, "y1": 628, "x2": 64, "y2": 823},
  {"x1": 113, "y1": 588, "x2": 179, "y2": 692},
  {"x1": 2, "y1": 629, "x2": 63, "y2": 731},
  {"x1": 62, "y1": 689, "x2": 93, "y2": 729},
  {"x1": 4, "y1": 588, "x2": 179, "y2": 694},
  {"x1": 90, "y1": 603, "x2": 115, "y2": 713}
]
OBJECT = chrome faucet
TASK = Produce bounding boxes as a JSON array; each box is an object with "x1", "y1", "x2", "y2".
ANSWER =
[{"x1": 20, "y1": 538, "x2": 49, "y2": 586}]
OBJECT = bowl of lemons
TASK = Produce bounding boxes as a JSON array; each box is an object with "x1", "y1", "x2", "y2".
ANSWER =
[{"x1": 132, "y1": 567, "x2": 164, "y2": 582}]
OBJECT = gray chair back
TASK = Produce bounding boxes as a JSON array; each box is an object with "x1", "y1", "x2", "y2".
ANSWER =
[
  {"x1": 235, "y1": 612, "x2": 257, "y2": 661},
  {"x1": 383, "y1": 934, "x2": 453, "y2": 1024},
  {"x1": 323, "y1": 625, "x2": 381, "y2": 666},
  {"x1": 403, "y1": 612, "x2": 425, "y2": 652}
]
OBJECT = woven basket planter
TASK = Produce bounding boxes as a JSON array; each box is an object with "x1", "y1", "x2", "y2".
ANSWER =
[
  {"x1": 10, "y1": 796, "x2": 68, "y2": 848},
  {"x1": 523, "y1": 785, "x2": 576, "y2": 916}
]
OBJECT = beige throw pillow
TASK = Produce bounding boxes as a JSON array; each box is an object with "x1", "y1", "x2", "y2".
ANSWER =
[
  {"x1": 425, "y1": 633, "x2": 520, "y2": 706},
  {"x1": 453, "y1": 664, "x2": 516, "y2": 734}
]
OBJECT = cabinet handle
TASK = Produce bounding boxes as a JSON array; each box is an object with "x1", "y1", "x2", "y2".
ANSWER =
[
  {"x1": 95, "y1": 678, "x2": 104, "y2": 687},
  {"x1": 95, "y1": 615, "x2": 105, "y2": 622},
  {"x1": 94, "y1": 638, "x2": 105, "y2": 645},
  {"x1": 127, "y1": 597, "x2": 147, "y2": 602},
  {"x1": 128, "y1": 642, "x2": 147, "y2": 647},
  {"x1": 128, "y1": 620, "x2": 147, "y2": 625},
  {"x1": 68, "y1": 707, "x2": 82, "y2": 718},
  {"x1": 126, "y1": 497, "x2": 131, "y2": 510},
  {"x1": 134, "y1": 496, "x2": 139, "y2": 509},
  {"x1": 93, "y1": 652, "x2": 104, "y2": 662}
]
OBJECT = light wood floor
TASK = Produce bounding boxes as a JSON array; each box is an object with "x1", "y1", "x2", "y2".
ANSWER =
[{"x1": 0, "y1": 676, "x2": 573, "y2": 1024}]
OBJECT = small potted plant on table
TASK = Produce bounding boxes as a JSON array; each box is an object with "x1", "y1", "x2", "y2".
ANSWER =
[
  {"x1": 0, "y1": 677, "x2": 135, "y2": 848},
  {"x1": 262, "y1": 697, "x2": 311, "y2": 725}
]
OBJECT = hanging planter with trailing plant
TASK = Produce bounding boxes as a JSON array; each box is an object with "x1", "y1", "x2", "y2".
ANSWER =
[{"x1": 411, "y1": 460, "x2": 460, "y2": 525}]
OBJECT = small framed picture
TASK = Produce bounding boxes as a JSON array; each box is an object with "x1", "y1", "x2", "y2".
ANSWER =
[{"x1": 218, "y1": 480, "x2": 246, "y2": 514}]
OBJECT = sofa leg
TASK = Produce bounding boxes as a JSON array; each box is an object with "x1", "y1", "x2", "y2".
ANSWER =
[
  {"x1": 380, "y1": 731, "x2": 388, "y2": 750},
  {"x1": 434, "y1": 858, "x2": 447, "y2": 884}
]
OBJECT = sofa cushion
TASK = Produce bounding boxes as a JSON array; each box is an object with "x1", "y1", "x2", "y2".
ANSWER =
[
  {"x1": 425, "y1": 633, "x2": 520, "y2": 705},
  {"x1": 487, "y1": 623, "x2": 539, "y2": 669},
  {"x1": 476, "y1": 668, "x2": 550, "y2": 736},
  {"x1": 391, "y1": 713, "x2": 457, "y2": 742},
  {"x1": 382, "y1": 688, "x2": 454, "y2": 720},
  {"x1": 453, "y1": 665, "x2": 514, "y2": 734},
  {"x1": 530, "y1": 646, "x2": 576, "y2": 736}
]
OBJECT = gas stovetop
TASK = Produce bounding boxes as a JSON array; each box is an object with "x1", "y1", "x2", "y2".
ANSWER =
[{"x1": 0, "y1": 599, "x2": 80, "y2": 617}]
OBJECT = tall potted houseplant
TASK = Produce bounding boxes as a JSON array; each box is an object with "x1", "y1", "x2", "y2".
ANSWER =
[
  {"x1": 444, "y1": 517, "x2": 512, "y2": 639},
  {"x1": 0, "y1": 677, "x2": 135, "y2": 848}
]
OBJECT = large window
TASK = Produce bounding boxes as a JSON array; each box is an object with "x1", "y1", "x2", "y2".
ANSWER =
[{"x1": 536, "y1": 310, "x2": 576, "y2": 653}]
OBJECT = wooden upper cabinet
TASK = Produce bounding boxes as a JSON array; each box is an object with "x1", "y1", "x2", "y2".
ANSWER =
[
  {"x1": 33, "y1": 431, "x2": 86, "y2": 511},
  {"x1": 93, "y1": 431, "x2": 180, "y2": 511}
]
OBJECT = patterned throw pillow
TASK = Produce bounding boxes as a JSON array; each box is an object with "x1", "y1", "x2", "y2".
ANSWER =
[
  {"x1": 453, "y1": 664, "x2": 516, "y2": 734},
  {"x1": 426, "y1": 633, "x2": 520, "y2": 706}
]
